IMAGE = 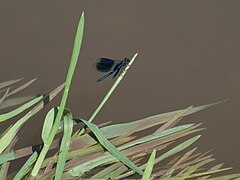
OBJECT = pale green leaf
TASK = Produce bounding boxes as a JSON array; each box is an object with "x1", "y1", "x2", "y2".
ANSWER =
[
  {"x1": 142, "y1": 149, "x2": 156, "y2": 180},
  {"x1": 42, "y1": 107, "x2": 58, "y2": 143},
  {"x1": 0, "y1": 96, "x2": 35, "y2": 110},
  {"x1": 0, "y1": 96, "x2": 43, "y2": 122},
  {"x1": 55, "y1": 109, "x2": 73, "y2": 180},
  {"x1": 13, "y1": 152, "x2": 38, "y2": 180}
]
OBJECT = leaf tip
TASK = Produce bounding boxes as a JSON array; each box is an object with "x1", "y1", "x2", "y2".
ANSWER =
[
  {"x1": 196, "y1": 135, "x2": 201, "y2": 139},
  {"x1": 81, "y1": 11, "x2": 85, "y2": 19}
]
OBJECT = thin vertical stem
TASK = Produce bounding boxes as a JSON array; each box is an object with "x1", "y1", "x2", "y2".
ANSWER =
[{"x1": 76, "y1": 53, "x2": 138, "y2": 137}]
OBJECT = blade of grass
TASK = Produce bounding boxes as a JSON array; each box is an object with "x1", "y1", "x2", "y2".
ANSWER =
[
  {"x1": 74, "y1": 135, "x2": 134, "y2": 159},
  {"x1": 121, "y1": 126, "x2": 203, "y2": 164},
  {"x1": 0, "y1": 152, "x2": 15, "y2": 165},
  {"x1": 7, "y1": 78, "x2": 37, "y2": 97},
  {"x1": 103, "y1": 164, "x2": 129, "y2": 180},
  {"x1": 0, "y1": 79, "x2": 22, "y2": 89},
  {"x1": 120, "y1": 124, "x2": 194, "y2": 150},
  {"x1": 41, "y1": 107, "x2": 58, "y2": 144},
  {"x1": 154, "y1": 106, "x2": 193, "y2": 133},
  {"x1": 0, "y1": 137, "x2": 18, "y2": 180},
  {"x1": 150, "y1": 135, "x2": 201, "y2": 167},
  {"x1": 103, "y1": 158, "x2": 144, "y2": 180},
  {"x1": 13, "y1": 152, "x2": 39, "y2": 180},
  {"x1": 126, "y1": 143, "x2": 172, "y2": 163},
  {"x1": 31, "y1": 12, "x2": 84, "y2": 178},
  {"x1": 175, "y1": 155, "x2": 214, "y2": 177},
  {"x1": 0, "y1": 79, "x2": 36, "y2": 106},
  {"x1": 182, "y1": 158, "x2": 215, "y2": 176},
  {"x1": 0, "y1": 96, "x2": 43, "y2": 122},
  {"x1": 0, "y1": 89, "x2": 9, "y2": 104},
  {"x1": 208, "y1": 173, "x2": 240, "y2": 180},
  {"x1": 182, "y1": 167, "x2": 233, "y2": 179},
  {"x1": 198, "y1": 163, "x2": 224, "y2": 180},
  {"x1": 142, "y1": 149, "x2": 156, "y2": 180},
  {"x1": 44, "y1": 153, "x2": 58, "y2": 174},
  {"x1": 0, "y1": 96, "x2": 36, "y2": 110},
  {"x1": 0, "y1": 162, "x2": 10, "y2": 180},
  {"x1": 90, "y1": 162, "x2": 122, "y2": 179},
  {"x1": 55, "y1": 109, "x2": 73, "y2": 180},
  {"x1": 161, "y1": 148, "x2": 198, "y2": 177}
]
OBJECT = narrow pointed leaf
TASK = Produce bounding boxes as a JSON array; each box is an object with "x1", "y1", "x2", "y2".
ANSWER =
[
  {"x1": 198, "y1": 163, "x2": 224, "y2": 180},
  {"x1": 154, "y1": 106, "x2": 193, "y2": 133},
  {"x1": 0, "y1": 79, "x2": 22, "y2": 89},
  {"x1": 8, "y1": 78, "x2": 37, "y2": 97},
  {"x1": 0, "y1": 137, "x2": 18, "y2": 180},
  {"x1": 0, "y1": 162, "x2": 10, "y2": 179},
  {"x1": 103, "y1": 164, "x2": 129, "y2": 180},
  {"x1": 0, "y1": 89, "x2": 9, "y2": 104},
  {"x1": 153, "y1": 135, "x2": 201, "y2": 166},
  {"x1": 31, "y1": 12, "x2": 84, "y2": 177},
  {"x1": 182, "y1": 167, "x2": 233, "y2": 179},
  {"x1": 142, "y1": 149, "x2": 156, "y2": 180},
  {"x1": 208, "y1": 173, "x2": 240, "y2": 180},
  {"x1": 55, "y1": 110, "x2": 73, "y2": 180},
  {"x1": 162, "y1": 148, "x2": 198, "y2": 177},
  {"x1": 183, "y1": 159, "x2": 215, "y2": 176},
  {"x1": 0, "y1": 96, "x2": 35, "y2": 110},
  {"x1": 13, "y1": 152, "x2": 38, "y2": 180},
  {"x1": 0, "y1": 96, "x2": 43, "y2": 122},
  {"x1": 90, "y1": 163, "x2": 122, "y2": 179},
  {"x1": 121, "y1": 124, "x2": 194, "y2": 150}
]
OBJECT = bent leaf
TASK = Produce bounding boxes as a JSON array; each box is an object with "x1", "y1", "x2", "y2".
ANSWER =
[{"x1": 81, "y1": 120, "x2": 143, "y2": 175}]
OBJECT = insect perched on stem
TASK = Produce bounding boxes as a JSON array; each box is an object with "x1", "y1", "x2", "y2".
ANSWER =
[{"x1": 96, "y1": 58, "x2": 130, "y2": 82}]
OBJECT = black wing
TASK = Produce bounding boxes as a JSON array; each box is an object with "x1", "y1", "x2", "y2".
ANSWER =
[{"x1": 96, "y1": 58, "x2": 115, "y2": 72}]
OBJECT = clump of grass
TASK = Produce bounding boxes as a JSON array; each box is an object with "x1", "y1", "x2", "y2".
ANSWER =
[{"x1": 0, "y1": 12, "x2": 239, "y2": 180}]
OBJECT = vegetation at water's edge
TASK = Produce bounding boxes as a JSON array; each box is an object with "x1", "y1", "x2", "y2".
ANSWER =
[{"x1": 0, "y1": 12, "x2": 239, "y2": 180}]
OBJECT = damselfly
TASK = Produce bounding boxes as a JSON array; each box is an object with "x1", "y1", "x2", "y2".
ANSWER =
[{"x1": 96, "y1": 58, "x2": 130, "y2": 82}]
